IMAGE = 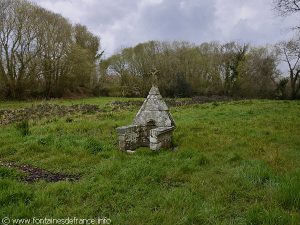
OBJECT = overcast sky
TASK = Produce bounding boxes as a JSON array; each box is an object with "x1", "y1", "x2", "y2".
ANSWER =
[{"x1": 31, "y1": 0, "x2": 299, "y2": 57}]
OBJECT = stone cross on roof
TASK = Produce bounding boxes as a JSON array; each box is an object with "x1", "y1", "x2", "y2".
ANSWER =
[{"x1": 150, "y1": 67, "x2": 159, "y2": 86}]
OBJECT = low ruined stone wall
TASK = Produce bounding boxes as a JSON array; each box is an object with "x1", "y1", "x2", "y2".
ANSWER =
[
  {"x1": 116, "y1": 125, "x2": 140, "y2": 151},
  {"x1": 116, "y1": 86, "x2": 175, "y2": 151},
  {"x1": 150, "y1": 127, "x2": 174, "y2": 151},
  {"x1": 116, "y1": 125, "x2": 174, "y2": 151}
]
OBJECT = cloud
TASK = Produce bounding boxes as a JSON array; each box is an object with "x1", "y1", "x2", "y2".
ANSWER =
[
  {"x1": 135, "y1": 0, "x2": 218, "y2": 42},
  {"x1": 31, "y1": 0, "x2": 300, "y2": 56}
]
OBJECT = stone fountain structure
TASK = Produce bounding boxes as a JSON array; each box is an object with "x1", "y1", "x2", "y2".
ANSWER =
[{"x1": 116, "y1": 85, "x2": 175, "y2": 151}]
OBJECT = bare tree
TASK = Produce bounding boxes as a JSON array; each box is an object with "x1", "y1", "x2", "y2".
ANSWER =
[
  {"x1": 0, "y1": 0, "x2": 42, "y2": 98},
  {"x1": 274, "y1": 0, "x2": 300, "y2": 16},
  {"x1": 0, "y1": 0, "x2": 101, "y2": 99},
  {"x1": 276, "y1": 38, "x2": 300, "y2": 98},
  {"x1": 37, "y1": 10, "x2": 72, "y2": 97}
]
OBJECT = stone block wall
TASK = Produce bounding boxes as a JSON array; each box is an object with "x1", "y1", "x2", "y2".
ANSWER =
[
  {"x1": 139, "y1": 126, "x2": 150, "y2": 147},
  {"x1": 116, "y1": 125, "x2": 140, "y2": 151},
  {"x1": 150, "y1": 127, "x2": 174, "y2": 151},
  {"x1": 116, "y1": 125, "x2": 174, "y2": 151},
  {"x1": 116, "y1": 86, "x2": 175, "y2": 151}
]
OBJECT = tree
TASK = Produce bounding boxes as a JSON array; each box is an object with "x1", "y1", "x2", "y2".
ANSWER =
[
  {"x1": 237, "y1": 47, "x2": 279, "y2": 98},
  {"x1": 274, "y1": 0, "x2": 300, "y2": 16},
  {"x1": 273, "y1": 0, "x2": 300, "y2": 30},
  {"x1": 276, "y1": 77, "x2": 289, "y2": 98},
  {"x1": 37, "y1": 10, "x2": 73, "y2": 98},
  {"x1": 0, "y1": 0, "x2": 43, "y2": 98},
  {"x1": 276, "y1": 38, "x2": 300, "y2": 99},
  {"x1": 100, "y1": 41, "x2": 279, "y2": 98},
  {"x1": 0, "y1": 0, "x2": 101, "y2": 99},
  {"x1": 73, "y1": 24, "x2": 101, "y2": 88},
  {"x1": 221, "y1": 42, "x2": 249, "y2": 95}
]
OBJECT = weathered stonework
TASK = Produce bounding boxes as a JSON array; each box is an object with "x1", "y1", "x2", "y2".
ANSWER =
[
  {"x1": 116, "y1": 86, "x2": 175, "y2": 151},
  {"x1": 116, "y1": 125, "x2": 140, "y2": 150}
]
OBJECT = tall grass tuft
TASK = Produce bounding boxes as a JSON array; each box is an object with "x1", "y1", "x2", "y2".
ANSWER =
[
  {"x1": 16, "y1": 120, "x2": 30, "y2": 136},
  {"x1": 86, "y1": 138, "x2": 106, "y2": 154},
  {"x1": 275, "y1": 171, "x2": 300, "y2": 211},
  {"x1": 246, "y1": 204, "x2": 290, "y2": 225},
  {"x1": 240, "y1": 161, "x2": 275, "y2": 186}
]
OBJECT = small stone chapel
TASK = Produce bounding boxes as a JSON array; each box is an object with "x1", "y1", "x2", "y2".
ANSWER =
[{"x1": 116, "y1": 85, "x2": 175, "y2": 151}]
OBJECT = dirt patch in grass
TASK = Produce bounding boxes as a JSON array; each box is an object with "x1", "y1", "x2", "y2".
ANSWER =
[
  {"x1": 169, "y1": 95, "x2": 237, "y2": 106},
  {"x1": 110, "y1": 95, "x2": 238, "y2": 109},
  {"x1": 0, "y1": 103, "x2": 102, "y2": 126},
  {"x1": 0, "y1": 96, "x2": 239, "y2": 125},
  {"x1": 109, "y1": 100, "x2": 143, "y2": 109},
  {"x1": 0, "y1": 161, "x2": 80, "y2": 183}
]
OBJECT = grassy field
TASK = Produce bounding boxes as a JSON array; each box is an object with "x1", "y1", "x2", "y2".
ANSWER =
[
  {"x1": 0, "y1": 97, "x2": 142, "y2": 110},
  {"x1": 0, "y1": 99, "x2": 299, "y2": 225}
]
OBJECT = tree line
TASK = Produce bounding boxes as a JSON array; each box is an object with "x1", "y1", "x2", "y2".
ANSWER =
[
  {"x1": 0, "y1": 0, "x2": 299, "y2": 100},
  {"x1": 98, "y1": 41, "x2": 284, "y2": 98},
  {"x1": 0, "y1": 0, "x2": 101, "y2": 99},
  {"x1": 98, "y1": 0, "x2": 300, "y2": 99}
]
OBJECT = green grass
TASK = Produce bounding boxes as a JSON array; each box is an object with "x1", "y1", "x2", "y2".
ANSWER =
[
  {"x1": 0, "y1": 97, "x2": 142, "y2": 109},
  {"x1": 0, "y1": 99, "x2": 299, "y2": 225}
]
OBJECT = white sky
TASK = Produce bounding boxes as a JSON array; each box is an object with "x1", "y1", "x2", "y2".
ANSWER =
[{"x1": 31, "y1": 0, "x2": 300, "y2": 58}]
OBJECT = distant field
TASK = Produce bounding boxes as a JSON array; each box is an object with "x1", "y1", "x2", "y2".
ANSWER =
[{"x1": 0, "y1": 99, "x2": 299, "y2": 225}]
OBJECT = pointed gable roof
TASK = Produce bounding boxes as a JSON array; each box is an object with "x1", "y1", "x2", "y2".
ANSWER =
[
  {"x1": 139, "y1": 86, "x2": 169, "y2": 111},
  {"x1": 133, "y1": 86, "x2": 175, "y2": 127}
]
